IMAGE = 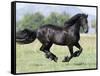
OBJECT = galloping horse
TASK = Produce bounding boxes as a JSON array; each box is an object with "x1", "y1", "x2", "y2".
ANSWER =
[{"x1": 16, "y1": 13, "x2": 88, "y2": 62}]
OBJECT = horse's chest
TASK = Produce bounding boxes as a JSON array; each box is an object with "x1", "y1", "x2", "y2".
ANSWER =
[{"x1": 63, "y1": 32, "x2": 79, "y2": 45}]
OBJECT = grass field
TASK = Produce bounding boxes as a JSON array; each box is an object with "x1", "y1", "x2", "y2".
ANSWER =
[{"x1": 16, "y1": 34, "x2": 97, "y2": 73}]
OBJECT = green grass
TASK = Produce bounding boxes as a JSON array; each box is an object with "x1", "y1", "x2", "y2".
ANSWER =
[{"x1": 16, "y1": 34, "x2": 97, "y2": 73}]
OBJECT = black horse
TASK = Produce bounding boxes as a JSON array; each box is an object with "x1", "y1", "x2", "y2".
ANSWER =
[{"x1": 16, "y1": 13, "x2": 88, "y2": 62}]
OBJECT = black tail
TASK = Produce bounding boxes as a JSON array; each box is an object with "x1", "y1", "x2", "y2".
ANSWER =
[
  {"x1": 30, "y1": 30, "x2": 37, "y2": 42},
  {"x1": 16, "y1": 29, "x2": 37, "y2": 44}
]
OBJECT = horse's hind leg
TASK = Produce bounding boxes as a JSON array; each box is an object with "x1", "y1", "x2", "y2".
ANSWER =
[
  {"x1": 73, "y1": 43, "x2": 83, "y2": 57},
  {"x1": 40, "y1": 43, "x2": 58, "y2": 62},
  {"x1": 62, "y1": 46, "x2": 74, "y2": 62}
]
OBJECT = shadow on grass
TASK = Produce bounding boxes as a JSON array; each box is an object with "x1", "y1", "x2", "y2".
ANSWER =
[{"x1": 74, "y1": 62, "x2": 85, "y2": 65}]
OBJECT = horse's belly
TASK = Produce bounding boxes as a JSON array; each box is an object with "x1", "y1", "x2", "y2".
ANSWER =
[
  {"x1": 53, "y1": 42, "x2": 67, "y2": 45},
  {"x1": 53, "y1": 35, "x2": 68, "y2": 45},
  {"x1": 53, "y1": 39, "x2": 71, "y2": 45},
  {"x1": 53, "y1": 39, "x2": 75, "y2": 46},
  {"x1": 53, "y1": 34, "x2": 76, "y2": 46}
]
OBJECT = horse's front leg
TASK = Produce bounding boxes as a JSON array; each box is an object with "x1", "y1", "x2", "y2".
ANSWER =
[
  {"x1": 73, "y1": 43, "x2": 83, "y2": 57},
  {"x1": 62, "y1": 46, "x2": 74, "y2": 62}
]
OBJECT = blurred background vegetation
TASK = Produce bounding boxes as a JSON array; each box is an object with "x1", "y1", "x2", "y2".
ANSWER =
[{"x1": 16, "y1": 12, "x2": 96, "y2": 33}]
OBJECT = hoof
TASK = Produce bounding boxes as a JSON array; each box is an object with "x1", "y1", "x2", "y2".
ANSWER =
[
  {"x1": 73, "y1": 51, "x2": 81, "y2": 57},
  {"x1": 45, "y1": 53, "x2": 50, "y2": 58},
  {"x1": 62, "y1": 56, "x2": 70, "y2": 62},
  {"x1": 45, "y1": 53, "x2": 58, "y2": 62},
  {"x1": 53, "y1": 56, "x2": 58, "y2": 62},
  {"x1": 50, "y1": 54, "x2": 58, "y2": 62}
]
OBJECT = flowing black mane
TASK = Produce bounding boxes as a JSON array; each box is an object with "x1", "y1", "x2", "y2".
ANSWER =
[{"x1": 64, "y1": 13, "x2": 87, "y2": 27}]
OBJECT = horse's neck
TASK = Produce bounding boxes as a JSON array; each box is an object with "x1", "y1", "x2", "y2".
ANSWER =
[
  {"x1": 64, "y1": 21, "x2": 80, "y2": 35},
  {"x1": 73, "y1": 21, "x2": 81, "y2": 36},
  {"x1": 64, "y1": 21, "x2": 80, "y2": 31}
]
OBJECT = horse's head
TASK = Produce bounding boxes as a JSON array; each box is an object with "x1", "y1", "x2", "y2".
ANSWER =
[
  {"x1": 64, "y1": 13, "x2": 88, "y2": 33},
  {"x1": 79, "y1": 14, "x2": 88, "y2": 33},
  {"x1": 16, "y1": 29, "x2": 34, "y2": 44}
]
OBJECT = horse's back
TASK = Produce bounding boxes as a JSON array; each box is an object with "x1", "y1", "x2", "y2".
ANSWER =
[
  {"x1": 36, "y1": 24, "x2": 63, "y2": 43},
  {"x1": 39, "y1": 24, "x2": 63, "y2": 30},
  {"x1": 37, "y1": 24, "x2": 63, "y2": 37}
]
